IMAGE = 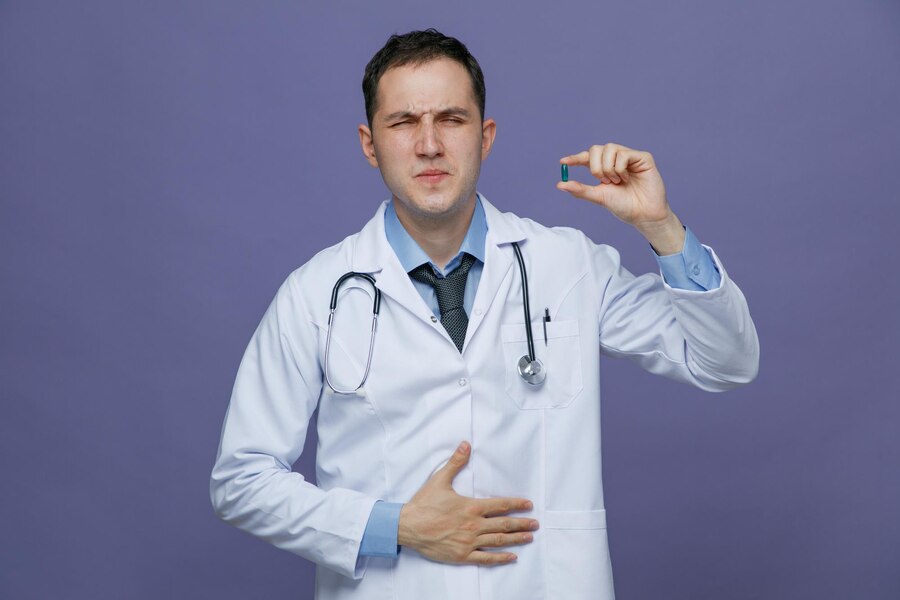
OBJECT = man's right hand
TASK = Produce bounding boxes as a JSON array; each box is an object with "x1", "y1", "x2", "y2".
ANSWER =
[{"x1": 397, "y1": 441, "x2": 539, "y2": 566}]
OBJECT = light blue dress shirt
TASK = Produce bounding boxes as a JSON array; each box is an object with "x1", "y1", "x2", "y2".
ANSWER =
[
  {"x1": 358, "y1": 193, "x2": 721, "y2": 558},
  {"x1": 383, "y1": 197, "x2": 488, "y2": 316}
]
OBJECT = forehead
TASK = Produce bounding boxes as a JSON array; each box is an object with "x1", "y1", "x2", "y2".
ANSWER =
[{"x1": 375, "y1": 58, "x2": 477, "y2": 118}]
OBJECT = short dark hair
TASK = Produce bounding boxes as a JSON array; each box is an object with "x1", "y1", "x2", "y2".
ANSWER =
[{"x1": 362, "y1": 29, "x2": 486, "y2": 127}]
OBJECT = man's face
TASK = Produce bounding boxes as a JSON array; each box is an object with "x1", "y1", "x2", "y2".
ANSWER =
[{"x1": 359, "y1": 58, "x2": 496, "y2": 221}]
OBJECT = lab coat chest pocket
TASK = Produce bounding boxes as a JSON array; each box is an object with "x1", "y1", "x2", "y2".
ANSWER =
[{"x1": 500, "y1": 319, "x2": 583, "y2": 409}]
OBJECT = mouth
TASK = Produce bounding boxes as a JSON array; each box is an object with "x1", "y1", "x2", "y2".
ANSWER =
[{"x1": 416, "y1": 170, "x2": 449, "y2": 184}]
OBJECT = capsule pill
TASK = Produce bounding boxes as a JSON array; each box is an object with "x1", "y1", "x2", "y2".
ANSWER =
[{"x1": 561, "y1": 164, "x2": 568, "y2": 182}]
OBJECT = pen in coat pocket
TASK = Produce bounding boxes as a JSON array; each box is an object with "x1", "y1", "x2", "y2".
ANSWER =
[{"x1": 542, "y1": 308, "x2": 551, "y2": 345}]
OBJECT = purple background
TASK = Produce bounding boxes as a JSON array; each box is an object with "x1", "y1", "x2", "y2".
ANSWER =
[{"x1": 2, "y1": 1, "x2": 898, "y2": 598}]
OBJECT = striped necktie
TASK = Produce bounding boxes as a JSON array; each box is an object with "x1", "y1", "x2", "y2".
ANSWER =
[{"x1": 409, "y1": 253, "x2": 477, "y2": 353}]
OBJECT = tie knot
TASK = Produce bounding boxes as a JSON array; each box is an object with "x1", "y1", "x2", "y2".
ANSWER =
[
  {"x1": 409, "y1": 253, "x2": 476, "y2": 288},
  {"x1": 409, "y1": 253, "x2": 476, "y2": 353}
]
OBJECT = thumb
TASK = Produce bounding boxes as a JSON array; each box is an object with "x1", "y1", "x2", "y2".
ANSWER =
[
  {"x1": 432, "y1": 441, "x2": 471, "y2": 487},
  {"x1": 556, "y1": 180, "x2": 606, "y2": 206}
]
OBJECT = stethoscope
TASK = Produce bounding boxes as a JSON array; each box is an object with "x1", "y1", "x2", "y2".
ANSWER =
[{"x1": 324, "y1": 241, "x2": 545, "y2": 394}]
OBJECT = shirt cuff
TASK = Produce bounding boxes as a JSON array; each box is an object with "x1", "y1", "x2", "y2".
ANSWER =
[
  {"x1": 358, "y1": 501, "x2": 403, "y2": 558},
  {"x1": 652, "y1": 226, "x2": 722, "y2": 291}
]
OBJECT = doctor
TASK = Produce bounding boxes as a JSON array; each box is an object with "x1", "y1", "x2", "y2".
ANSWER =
[{"x1": 210, "y1": 29, "x2": 759, "y2": 600}]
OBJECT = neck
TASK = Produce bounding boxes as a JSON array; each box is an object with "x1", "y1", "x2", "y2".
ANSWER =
[{"x1": 393, "y1": 194, "x2": 476, "y2": 270}]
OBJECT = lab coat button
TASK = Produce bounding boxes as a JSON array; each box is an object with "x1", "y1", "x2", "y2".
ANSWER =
[
  {"x1": 474, "y1": 308, "x2": 483, "y2": 316},
  {"x1": 431, "y1": 315, "x2": 438, "y2": 323},
  {"x1": 458, "y1": 378, "x2": 467, "y2": 387}
]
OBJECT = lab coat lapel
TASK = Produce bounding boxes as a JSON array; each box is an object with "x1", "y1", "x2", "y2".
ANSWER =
[
  {"x1": 351, "y1": 196, "x2": 527, "y2": 348},
  {"x1": 464, "y1": 195, "x2": 526, "y2": 349},
  {"x1": 351, "y1": 201, "x2": 437, "y2": 327}
]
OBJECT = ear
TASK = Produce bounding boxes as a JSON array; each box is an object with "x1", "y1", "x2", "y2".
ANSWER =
[
  {"x1": 481, "y1": 118, "x2": 497, "y2": 160},
  {"x1": 358, "y1": 124, "x2": 379, "y2": 168}
]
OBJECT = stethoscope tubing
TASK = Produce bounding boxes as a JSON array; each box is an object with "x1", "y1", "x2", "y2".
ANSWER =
[
  {"x1": 324, "y1": 272, "x2": 380, "y2": 395},
  {"x1": 325, "y1": 243, "x2": 544, "y2": 393},
  {"x1": 510, "y1": 242, "x2": 536, "y2": 362}
]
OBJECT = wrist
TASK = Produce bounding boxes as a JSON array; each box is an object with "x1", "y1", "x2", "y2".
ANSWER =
[
  {"x1": 397, "y1": 503, "x2": 415, "y2": 548},
  {"x1": 636, "y1": 211, "x2": 685, "y2": 256}
]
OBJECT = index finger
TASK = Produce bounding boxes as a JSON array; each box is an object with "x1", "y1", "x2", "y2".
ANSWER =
[
  {"x1": 477, "y1": 497, "x2": 534, "y2": 517},
  {"x1": 560, "y1": 151, "x2": 590, "y2": 166}
]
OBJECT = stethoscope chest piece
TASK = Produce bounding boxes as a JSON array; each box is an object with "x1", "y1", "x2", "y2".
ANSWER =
[{"x1": 517, "y1": 355, "x2": 546, "y2": 386}]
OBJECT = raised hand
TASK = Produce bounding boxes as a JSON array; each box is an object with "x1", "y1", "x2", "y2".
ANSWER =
[{"x1": 558, "y1": 143, "x2": 685, "y2": 254}]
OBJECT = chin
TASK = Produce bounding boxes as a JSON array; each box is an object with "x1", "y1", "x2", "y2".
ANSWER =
[{"x1": 400, "y1": 191, "x2": 467, "y2": 219}]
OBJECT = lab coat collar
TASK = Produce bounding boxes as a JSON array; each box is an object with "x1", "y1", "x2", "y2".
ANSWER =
[
  {"x1": 383, "y1": 196, "x2": 487, "y2": 275},
  {"x1": 351, "y1": 192, "x2": 525, "y2": 274},
  {"x1": 465, "y1": 193, "x2": 523, "y2": 346},
  {"x1": 481, "y1": 192, "x2": 527, "y2": 246},
  {"x1": 350, "y1": 192, "x2": 526, "y2": 338}
]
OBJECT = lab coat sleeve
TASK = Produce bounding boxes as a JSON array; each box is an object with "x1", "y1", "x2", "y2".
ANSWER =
[
  {"x1": 592, "y1": 240, "x2": 759, "y2": 391},
  {"x1": 209, "y1": 274, "x2": 379, "y2": 579}
]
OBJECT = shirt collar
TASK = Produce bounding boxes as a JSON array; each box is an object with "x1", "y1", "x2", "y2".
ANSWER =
[{"x1": 384, "y1": 193, "x2": 488, "y2": 276}]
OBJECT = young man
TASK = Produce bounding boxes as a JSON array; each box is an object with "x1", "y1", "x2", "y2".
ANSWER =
[{"x1": 211, "y1": 29, "x2": 759, "y2": 600}]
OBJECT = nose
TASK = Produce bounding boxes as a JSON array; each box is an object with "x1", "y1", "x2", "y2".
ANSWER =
[{"x1": 414, "y1": 120, "x2": 443, "y2": 158}]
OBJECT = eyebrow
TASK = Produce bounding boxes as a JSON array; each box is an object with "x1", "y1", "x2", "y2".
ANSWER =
[{"x1": 382, "y1": 107, "x2": 473, "y2": 122}]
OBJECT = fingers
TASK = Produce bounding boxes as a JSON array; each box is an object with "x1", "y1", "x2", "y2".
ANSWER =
[
  {"x1": 478, "y1": 497, "x2": 534, "y2": 517},
  {"x1": 560, "y1": 143, "x2": 642, "y2": 185},
  {"x1": 476, "y1": 531, "x2": 534, "y2": 548},
  {"x1": 590, "y1": 148, "x2": 604, "y2": 182},
  {"x1": 601, "y1": 146, "x2": 619, "y2": 184},
  {"x1": 431, "y1": 441, "x2": 471, "y2": 487},
  {"x1": 614, "y1": 150, "x2": 630, "y2": 183},
  {"x1": 467, "y1": 550, "x2": 519, "y2": 566},
  {"x1": 560, "y1": 150, "x2": 590, "y2": 166},
  {"x1": 479, "y1": 516, "x2": 540, "y2": 534},
  {"x1": 556, "y1": 180, "x2": 606, "y2": 206}
]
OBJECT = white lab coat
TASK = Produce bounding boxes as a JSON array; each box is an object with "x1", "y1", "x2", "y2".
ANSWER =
[{"x1": 210, "y1": 194, "x2": 759, "y2": 600}]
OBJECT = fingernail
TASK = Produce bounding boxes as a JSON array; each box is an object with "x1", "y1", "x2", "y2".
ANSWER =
[
  {"x1": 531, "y1": 521, "x2": 540, "y2": 530},
  {"x1": 458, "y1": 441, "x2": 469, "y2": 453},
  {"x1": 524, "y1": 501, "x2": 533, "y2": 510}
]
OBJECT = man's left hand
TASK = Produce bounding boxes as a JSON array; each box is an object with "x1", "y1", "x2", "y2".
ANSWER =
[{"x1": 557, "y1": 143, "x2": 685, "y2": 255}]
